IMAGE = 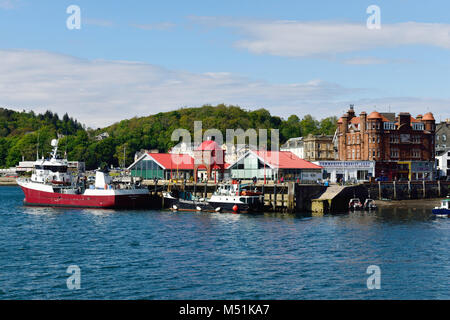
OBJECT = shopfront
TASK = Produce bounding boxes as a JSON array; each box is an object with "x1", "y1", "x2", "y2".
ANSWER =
[{"x1": 315, "y1": 161, "x2": 376, "y2": 183}]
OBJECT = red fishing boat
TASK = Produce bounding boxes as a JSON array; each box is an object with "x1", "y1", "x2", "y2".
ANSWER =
[{"x1": 17, "y1": 139, "x2": 150, "y2": 209}]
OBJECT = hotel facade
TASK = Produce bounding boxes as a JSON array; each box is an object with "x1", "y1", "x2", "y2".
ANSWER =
[{"x1": 336, "y1": 105, "x2": 436, "y2": 181}]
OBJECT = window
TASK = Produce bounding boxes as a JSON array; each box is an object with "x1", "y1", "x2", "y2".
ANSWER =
[
  {"x1": 357, "y1": 170, "x2": 369, "y2": 181},
  {"x1": 443, "y1": 134, "x2": 447, "y2": 142},
  {"x1": 384, "y1": 122, "x2": 396, "y2": 130},
  {"x1": 390, "y1": 149, "x2": 399, "y2": 158},
  {"x1": 390, "y1": 135, "x2": 399, "y2": 144},
  {"x1": 413, "y1": 123, "x2": 424, "y2": 130}
]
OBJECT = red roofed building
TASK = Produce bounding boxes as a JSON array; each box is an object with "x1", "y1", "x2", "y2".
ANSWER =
[
  {"x1": 228, "y1": 150, "x2": 323, "y2": 182},
  {"x1": 128, "y1": 153, "x2": 195, "y2": 180},
  {"x1": 337, "y1": 105, "x2": 436, "y2": 181},
  {"x1": 193, "y1": 138, "x2": 226, "y2": 182}
]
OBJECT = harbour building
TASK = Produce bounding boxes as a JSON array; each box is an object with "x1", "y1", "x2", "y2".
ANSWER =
[
  {"x1": 128, "y1": 153, "x2": 195, "y2": 180},
  {"x1": 336, "y1": 105, "x2": 436, "y2": 181},
  {"x1": 228, "y1": 150, "x2": 323, "y2": 182}
]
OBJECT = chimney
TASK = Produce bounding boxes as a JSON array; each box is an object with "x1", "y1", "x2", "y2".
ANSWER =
[
  {"x1": 347, "y1": 104, "x2": 356, "y2": 119},
  {"x1": 341, "y1": 113, "x2": 349, "y2": 134},
  {"x1": 398, "y1": 112, "x2": 411, "y2": 128},
  {"x1": 360, "y1": 111, "x2": 367, "y2": 134}
]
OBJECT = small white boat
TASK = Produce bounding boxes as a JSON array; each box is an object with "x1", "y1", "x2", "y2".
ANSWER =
[
  {"x1": 364, "y1": 199, "x2": 377, "y2": 210},
  {"x1": 349, "y1": 198, "x2": 363, "y2": 211},
  {"x1": 432, "y1": 198, "x2": 450, "y2": 217}
]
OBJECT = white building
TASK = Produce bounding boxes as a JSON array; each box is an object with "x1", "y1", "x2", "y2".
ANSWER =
[
  {"x1": 280, "y1": 137, "x2": 304, "y2": 159},
  {"x1": 229, "y1": 150, "x2": 323, "y2": 182},
  {"x1": 436, "y1": 148, "x2": 450, "y2": 179},
  {"x1": 313, "y1": 160, "x2": 376, "y2": 183}
]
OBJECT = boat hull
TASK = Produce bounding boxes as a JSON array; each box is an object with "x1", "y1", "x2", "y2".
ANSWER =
[
  {"x1": 432, "y1": 208, "x2": 450, "y2": 216},
  {"x1": 207, "y1": 201, "x2": 263, "y2": 214},
  {"x1": 20, "y1": 186, "x2": 151, "y2": 209},
  {"x1": 163, "y1": 197, "x2": 215, "y2": 212}
]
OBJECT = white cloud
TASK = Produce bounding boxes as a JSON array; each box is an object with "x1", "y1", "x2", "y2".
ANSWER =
[
  {"x1": 190, "y1": 16, "x2": 450, "y2": 58},
  {"x1": 350, "y1": 97, "x2": 450, "y2": 120},
  {"x1": 85, "y1": 18, "x2": 114, "y2": 28},
  {"x1": 341, "y1": 57, "x2": 414, "y2": 65},
  {"x1": 0, "y1": 0, "x2": 19, "y2": 9},
  {"x1": 0, "y1": 49, "x2": 448, "y2": 128},
  {"x1": 0, "y1": 49, "x2": 364, "y2": 128},
  {"x1": 131, "y1": 22, "x2": 176, "y2": 31}
]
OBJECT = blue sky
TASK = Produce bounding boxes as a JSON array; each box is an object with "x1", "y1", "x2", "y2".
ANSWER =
[{"x1": 0, "y1": 0, "x2": 449, "y2": 127}]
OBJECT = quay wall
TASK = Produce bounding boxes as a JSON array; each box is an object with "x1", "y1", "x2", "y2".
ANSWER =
[
  {"x1": 0, "y1": 177, "x2": 18, "y2": 186},
  {"x1": 363, "y1": 181, "x2": 450, "y2": 200}
]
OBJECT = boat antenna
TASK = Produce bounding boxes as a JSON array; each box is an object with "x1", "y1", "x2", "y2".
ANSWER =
[
  {"x1": 123, "y1": 145, "x2": 126, "y2": 169},
  {"x1": 64, "y1": 130, "x2": 68, "y2": 159},
  {"x1": 36, "y1": 130, "x2": 40, "y2": 161}
]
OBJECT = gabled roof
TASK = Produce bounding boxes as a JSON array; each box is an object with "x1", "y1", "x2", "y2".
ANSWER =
[
  {"x1": 230, "y1": 150, "x2": 322, "y2": 170},
  {"x1": 149, "y1": 153, "x2": 194, "y2": 170},
  {"x1": 127, "y1": 153, "x2": 195, "y2": 170}
]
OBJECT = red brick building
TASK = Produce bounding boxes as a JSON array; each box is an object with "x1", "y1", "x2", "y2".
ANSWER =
[{"x1": 337, "y1": 106, "x2": 436, "y2": 181}]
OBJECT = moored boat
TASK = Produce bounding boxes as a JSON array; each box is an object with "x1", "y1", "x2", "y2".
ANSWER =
[
  {"x1": 163, "y1": 190, "x2": 214, "y2": 212},
  {"x1": 364, "y1": 198, "x2": 377, "y2": 210},
  {"x1": 349, "y1": 198, "x2": 363, "y2": 211},
  {"x1": 17, "y1": 139, "x2": 150, "y2": 209},
  {"x1": 207, "y1": 182, "x2": 264, "y2": 214},
  {"x1": 432, "y1": 198, "x2": 450, "y2": 217}
]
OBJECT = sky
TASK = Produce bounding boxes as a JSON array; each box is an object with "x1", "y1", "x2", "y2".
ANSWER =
[{"x1": 0, "y1": 0, "x2": 450, "y2": 128}]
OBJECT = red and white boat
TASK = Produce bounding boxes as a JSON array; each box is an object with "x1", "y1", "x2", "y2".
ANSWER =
[{"x1": 17, "y1": 139, "x2": 151, "y2": 209}]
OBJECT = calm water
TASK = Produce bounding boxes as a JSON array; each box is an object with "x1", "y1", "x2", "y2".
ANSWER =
[{"x1": 0, "y1": 186, "x2": 448, "y2": 300}]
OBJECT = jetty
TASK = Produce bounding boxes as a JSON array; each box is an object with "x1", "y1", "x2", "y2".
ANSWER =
[
  {"x1": 0, "y1": 177, "x2": 18, "y2": 186},
  {"x1": 143, "y1": 180, "x2": 450, "y2": 214}
]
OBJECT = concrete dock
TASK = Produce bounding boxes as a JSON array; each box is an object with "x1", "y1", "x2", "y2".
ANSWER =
[{"x1": 0, "y1": 177, "x2": 18, "y2": 186}]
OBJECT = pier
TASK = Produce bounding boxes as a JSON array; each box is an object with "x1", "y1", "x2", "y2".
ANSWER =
[{"x1": 143, "y1": 180, "x2": 450, "y2": 214}]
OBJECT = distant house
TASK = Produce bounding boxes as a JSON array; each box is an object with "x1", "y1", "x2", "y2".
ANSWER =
[
  {"x1": 436, "y1": 119, "x2": 450, "y2": 151},
  {"x1": 436, "y1": 148, "x2": 450, "y2": 179},
  {"x1": 228, "y1": 150, "x2": 323, "y2": 182},
  {"x1": 303, "y1": 134, "x2": 335, "y2": 161},
  {"x1": 95, "y1": 132, "x2": 110, "y2": 141},
  {"x1": 280, "y1": 137, "x2": 304, "y2": 159}
]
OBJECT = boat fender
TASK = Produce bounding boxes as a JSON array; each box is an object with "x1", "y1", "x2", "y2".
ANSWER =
[
  {"x1": 232, "y1": 205, "x2": 239, "y2": 213},
  {"x1": 172, "y1": 205, "x2": 178, "y2": 211},
  {"x1": 196, "y1": 206, "x2": 202, "y2": 211},
  {"x1": 215, "y1": 207, "x2": 221, "y2": 212}
]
